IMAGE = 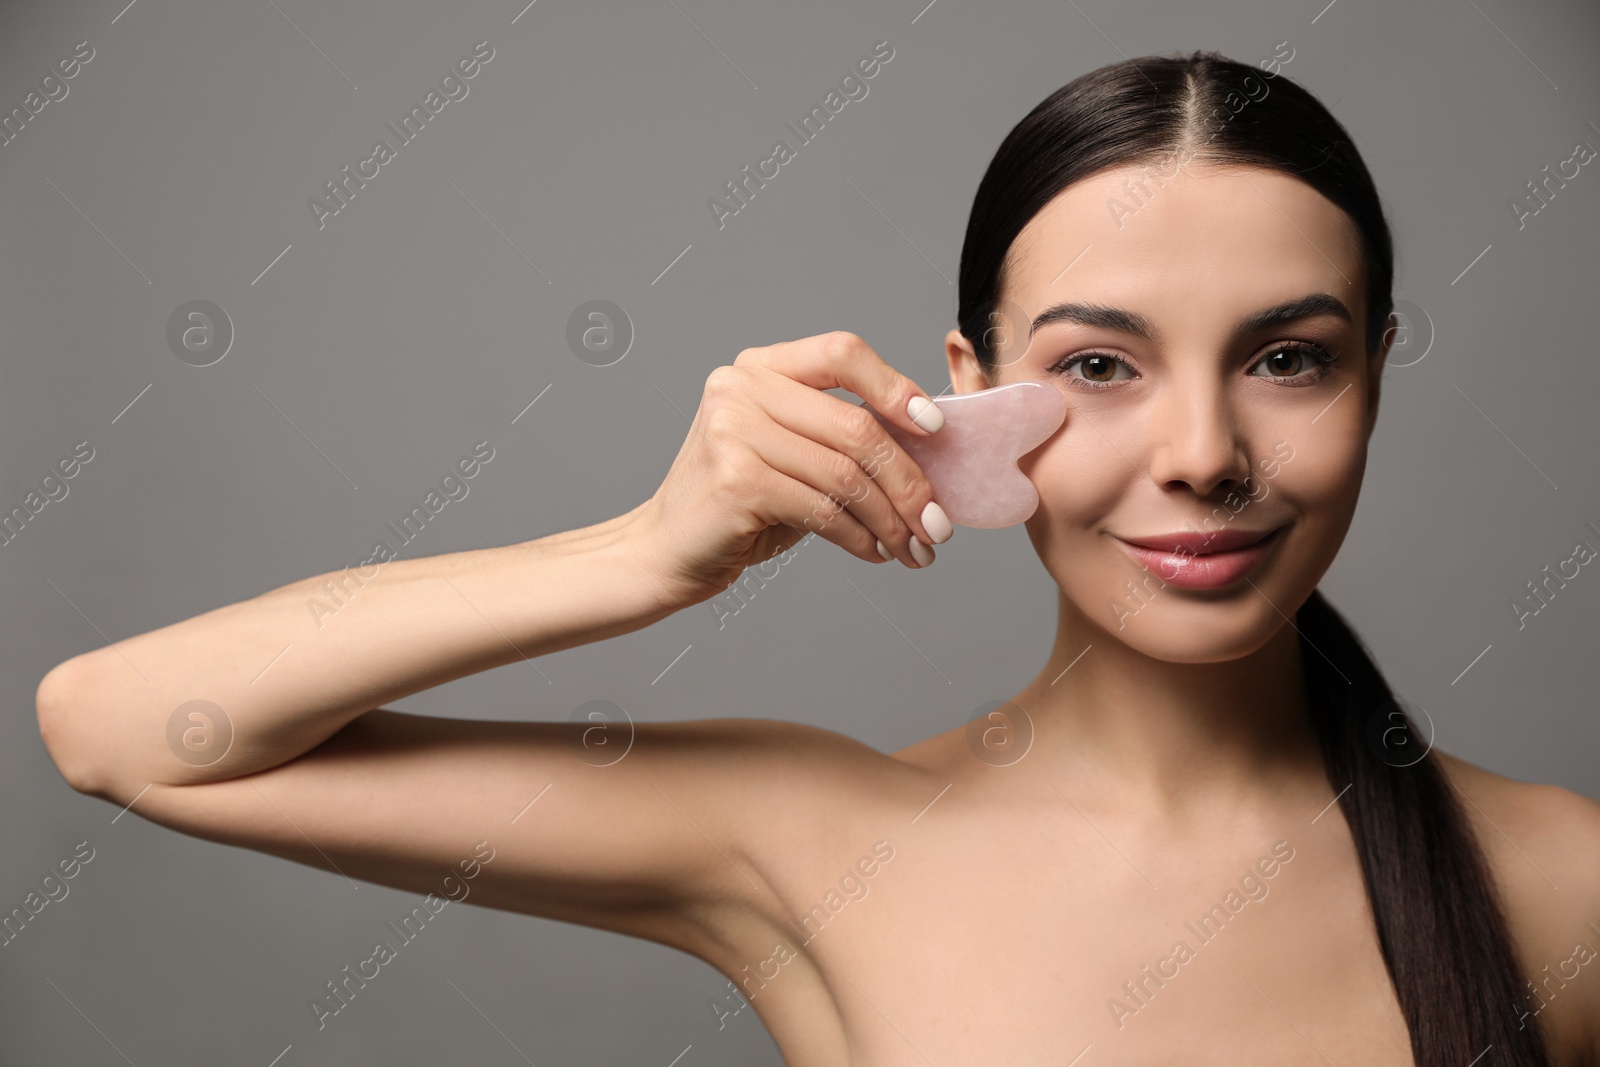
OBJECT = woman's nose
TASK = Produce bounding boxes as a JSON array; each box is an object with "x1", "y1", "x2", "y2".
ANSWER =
[{"x1": 1145, "y1": 384, "x2": 1254, "y2": 499}]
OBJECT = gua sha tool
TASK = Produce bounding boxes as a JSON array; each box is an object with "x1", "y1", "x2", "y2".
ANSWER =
[{"x1": 863, "y1": 381, "x2": 1066, "y2": 529}]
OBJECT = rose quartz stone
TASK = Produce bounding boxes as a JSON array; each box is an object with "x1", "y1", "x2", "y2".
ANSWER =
[{"x1": 866, "y1": 381, "x2": 1066, "y2": 529}]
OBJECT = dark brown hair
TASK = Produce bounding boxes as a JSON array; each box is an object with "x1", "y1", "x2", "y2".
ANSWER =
[{"x1": 954, "y1": 50, "x2": 1549, "y2": 1063}]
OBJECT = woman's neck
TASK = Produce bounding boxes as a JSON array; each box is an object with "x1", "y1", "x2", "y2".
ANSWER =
[{"x1": 1012, "y1": 596, "x2": 1329, "y2": 828}]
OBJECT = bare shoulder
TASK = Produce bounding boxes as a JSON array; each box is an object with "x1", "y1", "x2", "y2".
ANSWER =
[
  {"x1": 1431, "y1": 748, "x2": 1600, "y2": 1057},
  {"x1": 653, "y1": 715, "x2": 944, "y2": 874},
  {"x1": 1431, "y1": 748, "x2": 1600, "y2": 872},
  {"x1": 701, "y1": 716, "x2": 948, "y2": 827},
  {"x1": 678, "y1": 716, "x2": 939, "y2": 788}
]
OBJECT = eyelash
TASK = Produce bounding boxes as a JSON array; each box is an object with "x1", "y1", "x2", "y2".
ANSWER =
[{"x1": 1046, "y1": 342, "x2": 1339, "y2": 391}]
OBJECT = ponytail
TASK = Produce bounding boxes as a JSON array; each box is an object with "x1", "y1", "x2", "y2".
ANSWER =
[{"x1": 1297, "y1": 589, "x2": 1550, "y2": 1064}]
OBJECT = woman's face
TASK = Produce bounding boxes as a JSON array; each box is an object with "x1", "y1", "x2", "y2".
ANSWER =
[{"x1": 945, "y1": 162, "x2": 1392, "y2": 662}]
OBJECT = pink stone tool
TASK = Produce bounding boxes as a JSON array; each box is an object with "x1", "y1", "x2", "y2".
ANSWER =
[{"x1": 863, "y1": 381, "x2": 1067, "y2": 529}]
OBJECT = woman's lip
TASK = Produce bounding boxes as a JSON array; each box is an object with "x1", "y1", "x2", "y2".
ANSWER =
[
  {"x1": 1113, "y1": 526, "x2": 1288, "y2": 590},
  {"x1": 1117, "y1": 525, "x2": 1284, "y2": 554}
]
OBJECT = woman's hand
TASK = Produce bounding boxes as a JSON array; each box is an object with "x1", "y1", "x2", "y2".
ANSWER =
[{"x1": 633, "y1": 331, "x2": 955, "y2": 607}]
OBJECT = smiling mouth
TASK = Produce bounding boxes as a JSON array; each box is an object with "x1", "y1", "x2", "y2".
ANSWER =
[
  {"x1": 1116, "y1": 524, "x2": 1286, "y2": 556},
  {"x1": 1112, "y1": 524, "x2": 1289, "y2": 590}
]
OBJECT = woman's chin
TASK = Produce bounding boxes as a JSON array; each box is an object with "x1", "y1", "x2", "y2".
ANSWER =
[{"x1": 1063, "y1": 582, "x2": 1302, "y2": 663}]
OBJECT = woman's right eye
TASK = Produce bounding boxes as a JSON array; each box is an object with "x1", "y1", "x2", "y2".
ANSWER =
[{"x1": 1046, "y1": 351, "x2": 1137, "y2": 390}]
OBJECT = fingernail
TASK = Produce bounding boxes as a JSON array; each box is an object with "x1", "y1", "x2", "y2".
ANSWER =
[
  {"x1": 907, "y1": 395, "x2": 944, "y2": 434},
  {"x1": 909, "y1": 537, "x2": 935, "y2": 567},
  {"x1": 921, "y1": 501, "x2": 953, "y2": 544},
  {"x1": 875, "y1": 538, "x2": 894, "y2": 561}
]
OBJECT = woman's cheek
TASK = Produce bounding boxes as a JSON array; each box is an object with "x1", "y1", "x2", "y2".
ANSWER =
[
  {"x1": 1271, "y1": 410, "x2": 1371, "y2": 577},
  {"x1": 1020, "y1": 423, "x2": 1135, "y2": 601},
  {"x1": 1285, "y1": 400, "x2": 1368, "y2": 498},
  {"x1": 1023, "y1": 419, "x2": 1130, "y2": 528}
]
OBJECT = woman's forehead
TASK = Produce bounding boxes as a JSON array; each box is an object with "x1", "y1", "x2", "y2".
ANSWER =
[{"x1": 1002, "y1": 163, "x2": 1366, "y2": 322}]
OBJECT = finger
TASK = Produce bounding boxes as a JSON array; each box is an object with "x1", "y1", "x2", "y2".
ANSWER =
[
  {"x1": 732, "y1": 400, "x2": 937, "y2": 567},
  {"x1": 734, "y1": 331, "x2": 946, "y2": 439},
  {"x1": 736, "y1": 364, "x2": 948, "y2": 552},
  {"x1": 745, "y1": 457, "x2": 929, "y2": 567}
]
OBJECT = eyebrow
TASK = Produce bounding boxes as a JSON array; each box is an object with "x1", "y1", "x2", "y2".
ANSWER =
[{"x1": 1028, "y1": 292, "x2": 1353, "y2": 345}]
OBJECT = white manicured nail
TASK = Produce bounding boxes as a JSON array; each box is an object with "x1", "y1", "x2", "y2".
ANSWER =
[
  {"x1": 907, "y1": 395, "x2": 945, "y2": 433},
  {"x1": 875, "y1": 538, "x2": 894, "y2": 561},
  {"x1": 909, "y1": 537, "x2": 935, "y2": 567},
  {"x1": 922, "y1": 501, "x2": 953, "y2": 544}
]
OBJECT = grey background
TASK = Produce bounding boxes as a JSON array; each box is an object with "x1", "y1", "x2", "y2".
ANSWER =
[{"x1": 3, "y1": 0, "x2": 1597, "y2": 1063}]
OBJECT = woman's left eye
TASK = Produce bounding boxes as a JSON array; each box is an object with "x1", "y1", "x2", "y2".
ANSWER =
[{"x1": 1249, "y1": 342, "x2": 1339, "y2": 385}]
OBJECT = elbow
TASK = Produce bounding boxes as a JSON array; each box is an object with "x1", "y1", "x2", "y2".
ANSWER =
[{"x1": 35, "y1": 656, "x2": 115, "y2": 799}]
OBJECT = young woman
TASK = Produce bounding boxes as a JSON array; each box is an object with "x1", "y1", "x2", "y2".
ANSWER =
[{"x1": 35, "y1": 50, "x2": 1600, "y2": 1065}]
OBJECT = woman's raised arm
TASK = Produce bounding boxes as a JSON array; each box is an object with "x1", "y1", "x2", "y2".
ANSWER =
[
  {"x1": 36, "y1": 330, "x2": 949, "y2": 798},
  {"x1": 29, "y1": 333, "x2": 950, "y2": 960},
  {"x1": 34, "y1": 503, "x2": 685, "y2": 796}
]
